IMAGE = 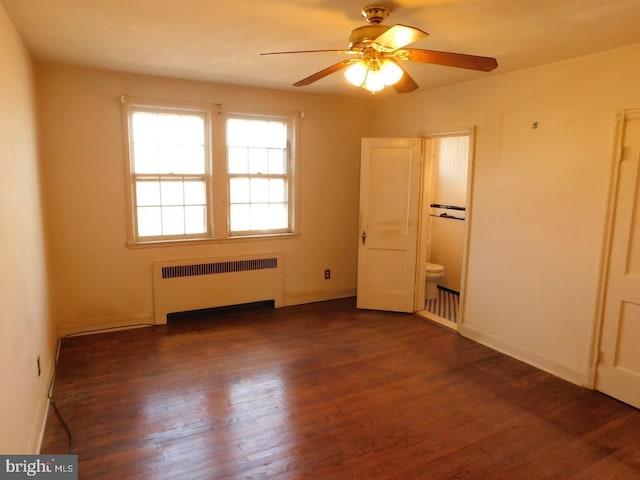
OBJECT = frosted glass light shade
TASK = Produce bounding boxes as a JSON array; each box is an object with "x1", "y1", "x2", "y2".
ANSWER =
[
  {"x1": 381, "y1": 60, "x2": 403, "y2": 85},
  {"x1": 364, "y1": 69, "x2": 385, "y2": 92},
  {"x1": 345, "y1": 61, "x2": 368, "y2": 86}
]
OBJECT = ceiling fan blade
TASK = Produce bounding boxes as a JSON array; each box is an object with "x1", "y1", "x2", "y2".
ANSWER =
[
  {"x1": 293, "y1": 59, "x2": 357, "y2": 87},
  {"x1": 261, "y1": 49, "x2": 356, "y2": 56},
  {"x1": 390, "y1": 59, "x2": 419, "y2": 93},
  {"x1": 403, "y1": 48, "x2": 498, "y2": 71},
  {"x1": 373, "y1": 24, "x2": 428, "y2": 51}
]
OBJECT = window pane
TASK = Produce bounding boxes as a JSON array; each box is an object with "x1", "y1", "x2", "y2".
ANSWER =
[
  {"x1": 133, "y1": 142, "x2": 160, "y2": 174},
  {"x1": 137, "y1": 206, "x2": 162, "y2": 237},
  {"x1": 267, "y1": 203, "x2": 288, "y2": 229},
  {"x1": 132, "y1": 111, "x2": 205, "y2": 175},
  {"x1": 250, "y1": 178, "x2": 270, "y2": 203},
  {"x1": 158, "y1": 143, "x2": 182, "y2": 174},
  {"x1": 228, "y1": 147, "x2": 248, "y2": 174},
  {"x1": 268, "y1": 149, "x2": 286, "y2": 174},
  {"x1": 156, "y1": 114, "x2": 178, "y2": 142},
  {"x1": 230, "y1": 204, "x2": 251, "y2": 231},
  {"x1": 251, "y1": 203, "x2": 288, "y2": 230},
  {"x1": 269, "y1": 179, "x2": 286, "y2": 202},
  {"x1": 177, "y1": 115, "x2": 204, "y2": 145},
  {"x1": 184, "y1": 180, "x2": 206, "y2": 205},
  {"x1": 226, "y1": 118, "x2": 246, "y2": 147},
  {"x1": 136, "y1": 180, "x2": 161, "y2": 206},
  {"x1": 161, "y1": 206, "x2": 184, "y2": 235},
  {"x1": 250, "y1": 203, "x2": 270, "y2": 230},
  {"x1": 185, "y1": 206, "x2": 206, "y2": 234},
  {"x1": 248, "y1": 148, "x2": 268, "y2": 174},
  {"x1": 230, "y1": 177, "x2": 250, "y2": 203},
  {"x1": 252, "y1": 121, "x2": 270, "y2": 147},
  {"x1": 132, "y1": 112, "x2": 158, "y2": 143},
  {"x1": 266, "y1": 122, "x2": 287, "y2": 148},
  {"x1": 160, "y1": 181, "x2": 184, "y2": 206},
  {"x1": 182, "y1": 145, "x2": 205, "y2": 174},
  {"x1": 227, "y1": 118, "x2": 287, "y2": 149}
]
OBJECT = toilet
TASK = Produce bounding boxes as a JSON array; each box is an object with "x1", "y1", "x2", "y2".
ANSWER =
[{"x1": 425, "y1": 262, "x2": 445, "y2": 301}]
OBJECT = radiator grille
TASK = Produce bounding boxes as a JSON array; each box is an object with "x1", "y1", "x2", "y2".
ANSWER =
[{"x1": 161, "y1": 257, "x2": 278, "y2": 279}]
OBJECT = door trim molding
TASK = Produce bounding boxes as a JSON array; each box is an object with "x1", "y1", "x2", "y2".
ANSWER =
[
  {"x1": 590, "y1": 109, "x2": 640, "y2": 389},
  {"x1": 414, "y1": 127, "x2": 476, "y2": 327}
]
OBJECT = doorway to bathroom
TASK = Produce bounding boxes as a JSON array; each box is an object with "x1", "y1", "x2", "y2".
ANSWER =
[{"x1": 416, "y1": 129, "x2": 474, "y2": 330}]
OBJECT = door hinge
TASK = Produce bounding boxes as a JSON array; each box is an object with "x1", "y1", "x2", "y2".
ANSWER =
[{"x1": 596, "y1": 349, "x2": 605, "y2": 364}]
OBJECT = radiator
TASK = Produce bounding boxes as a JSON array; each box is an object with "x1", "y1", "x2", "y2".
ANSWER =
[{"x1": 152, "y1": 253, "x2": 284, "y2": 324}]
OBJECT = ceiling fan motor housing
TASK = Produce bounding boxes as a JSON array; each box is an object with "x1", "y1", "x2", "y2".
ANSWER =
[
  {"x1": 361, "y1": 5, "x2": 390, "y2": 24},
  {"x1": 349, "y1": 24, "x2": 391, "y2": 49}
]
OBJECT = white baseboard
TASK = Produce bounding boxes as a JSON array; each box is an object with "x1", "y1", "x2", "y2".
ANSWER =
[
  {"x1": 58, "y1": 312, "x2": 155, "y2": 337},
  {"x1": 57, "y1": 291, "x2": 358, "y2": 336},
  {"x1": 459, "y1": 323, "x2": 592, "y2": 387},
  {"x1": 30, "y1": 375, "x2": 51, "y2": 454},
  {"x1": 284, "y1": 288, "x2": 356, "y2": 307}
]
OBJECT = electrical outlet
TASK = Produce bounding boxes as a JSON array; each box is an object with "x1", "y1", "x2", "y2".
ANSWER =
[
  {"x1": 324, "y1": 269, "x2": 331, "y2": 280},
  {"x1": 37, "y1": 355, "x2": 41, "y2": 377}
]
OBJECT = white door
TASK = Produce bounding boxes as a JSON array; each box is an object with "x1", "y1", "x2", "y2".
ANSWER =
[
  {"x1": 596, "y1": 110, "x2": 640, "y2": 409},
  {"x1": 357, "y1": 138, "x2": 422, "y2": 312}
]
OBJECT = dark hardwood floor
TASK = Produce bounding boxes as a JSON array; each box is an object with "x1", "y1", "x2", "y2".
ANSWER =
[{"x1": 41, "y1": 298, "x2": 640, "y2": 479}]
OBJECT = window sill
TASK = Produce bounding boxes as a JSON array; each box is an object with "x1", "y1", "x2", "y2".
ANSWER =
[{"x1": 125, "y1": 232, "x2": 300, "y2": 249}]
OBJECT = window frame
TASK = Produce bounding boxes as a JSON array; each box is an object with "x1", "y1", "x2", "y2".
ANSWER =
[
  {"x1": 122, "y1": 99, "x2": 214, "y2": 245},
  {"x1": 223, "y1": 111, "x2": 296, "y2": 237},
  {"x1": 122, "y1": 97, "x2": 298, "y2": 247}
]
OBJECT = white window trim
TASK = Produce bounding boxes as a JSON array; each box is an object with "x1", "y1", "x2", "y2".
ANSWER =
[
  {"x1": 223, "y1": 110, "x2": 297, "y2": 237},
  {"x1": 121, "y1": 97, "x2": 299, "y2": 247}
]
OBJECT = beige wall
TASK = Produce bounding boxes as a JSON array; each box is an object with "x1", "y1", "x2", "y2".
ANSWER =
[
  {"x1": 0, "y1": 4, "x2": 55, "y2": 453},
  {"x1": 36, "y1": 63, "x2": 373, "y2": 335},
  {"x1": 373, "y1": 43, "x2": 640, "y2": 385},
  {"x1": 8, "y1": 8, "x2": 640, "y2": 449}
]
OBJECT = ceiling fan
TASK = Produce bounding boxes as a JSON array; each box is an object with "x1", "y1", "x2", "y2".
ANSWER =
[{"x1": 261, "y1": 4, "x2": 498, "y2": 94}]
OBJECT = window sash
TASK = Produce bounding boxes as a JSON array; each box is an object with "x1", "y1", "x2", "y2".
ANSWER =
[
  {"x1": 132, "y1": 174, "x2": 210, "y2": 240},
  {"x1": 126, "y1": 104, "x2": 212, "y2": 243},
  {"x1": 225, "y1": 115, "x2": 293, "y2": 235}
]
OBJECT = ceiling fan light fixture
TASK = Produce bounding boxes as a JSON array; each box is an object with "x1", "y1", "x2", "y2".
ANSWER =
[
  {"x1": 345, "y1": 60, "x2": 368, "y2": 86},
  {"x1": 345, "y1": 57, "x2": 402, "y2": 92},
  {"x1": 364, "y1": 68, "x2": 385, "y2": 92},
  {"x1": 380, "y1": 59, "x2": 403, "y2": 85},
  {"x1": 263, "y1": 4, "x2": 498, "y2": 95}
]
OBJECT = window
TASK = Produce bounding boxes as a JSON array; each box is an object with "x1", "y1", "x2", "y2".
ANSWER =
[
  {"x1": 226, "y1": 115, "x2": 292, "y2": 234},
  {"x1": 123, "y1": 99, "x2": 296, "y2": 245},
  {"x1": 127, "y1": 106, "x2": 211, "y2": 242}
]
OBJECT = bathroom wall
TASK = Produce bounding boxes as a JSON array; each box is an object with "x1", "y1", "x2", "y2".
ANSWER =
[{"x1": 431, "y1": 136, "x2": 469, "y2": 208}]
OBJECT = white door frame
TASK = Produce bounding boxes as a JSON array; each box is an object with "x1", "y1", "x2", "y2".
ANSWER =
[
  {"x1": 415, "y1": 127, "x2": 477, "y2": 328},
  {"x1": 590, "y1": 108, "x2": 640, "y2": 390}
]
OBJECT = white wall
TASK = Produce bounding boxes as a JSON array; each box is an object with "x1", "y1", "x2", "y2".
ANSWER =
[
  {"x1": 36, "y1": 63, "x2": 373, "y2": 335},
  {"x1": 0, "y1": 4, "x2": 55, "y2": 453},
  {"x1": 373, "y1": 43, "x2": 640, "y2": 386}
]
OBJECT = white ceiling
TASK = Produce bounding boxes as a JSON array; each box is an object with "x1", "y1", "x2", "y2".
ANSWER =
[{"x1": 3, "y1": 0, "x2": 640, "y2": 98}]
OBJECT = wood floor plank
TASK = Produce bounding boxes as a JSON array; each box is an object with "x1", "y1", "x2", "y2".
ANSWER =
[{"x1": 41, "y1": 298, "x2": 640, "y2": 479}]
